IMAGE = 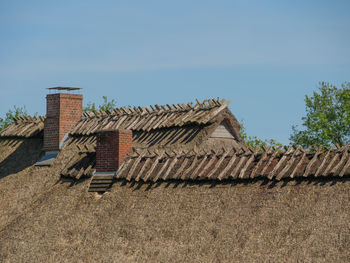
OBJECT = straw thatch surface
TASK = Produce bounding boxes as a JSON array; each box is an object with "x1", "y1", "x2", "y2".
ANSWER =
[
  {"x1": 0, "y1": 170, "x2": 349, "y2": 262},
  {"x1": 0, "y1": 138, "x2": 43, "y2": 179},
  {"x1": 0, "y1": 98, "x2": 245, "y2": 156},
  {"x1": 115, "y1": 145, "x2": 350, "y2": 182},
  {"x1": 59, "y1": 136, "x2": 96, "y2": 179},
  {"x1": 132, "y1": 124, "x2": 207, "y2": 149},
  {"x1": 0, "y1": 116, "x2": 44, "y2": 138},
  {"x1": 1, "y1": 98, "x2": 349, "y2": 262},
  {"x1": 71, "y1": 98, "x2": 241, "y2": 136}
]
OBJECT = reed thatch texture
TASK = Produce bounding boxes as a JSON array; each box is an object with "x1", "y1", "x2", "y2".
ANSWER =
[
  {"x1": 59, "y1": 136, "x2": 97, "y2": 179},
  {"x1": 0, "y1": 116, "x2": 45, "y2": 138},
  {"x1": 0, "y1": 138, "x2": 43, "y2": 179},
  {"x1": 0, "y1": 99, "x2": 245, "y2": 153},
  {"x1": 0, "y1": 174, "x2": 349, "y2": 262},
  {"x1": 116, "y1": 145, "x2": 350, "y2": 182},
  {"x1": 0, "y1": 101, "x2": 349, "y2": 262},
  {"x1": 71, "y1": 98, "x2": 238, "y2": 135}
]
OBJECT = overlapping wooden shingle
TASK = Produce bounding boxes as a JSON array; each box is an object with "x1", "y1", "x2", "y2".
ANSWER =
[
  {"x1": 115, "y1": 146, "x2": 350, "y2": 182},
  {"x1": 0, "y1": 116, "x2": 45, "y2": 138},
  {"x1": 71, "y1": 99, "x2": 230, "y2": 135}
]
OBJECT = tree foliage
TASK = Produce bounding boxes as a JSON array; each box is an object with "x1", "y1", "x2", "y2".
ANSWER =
[
  {"x1": 83, "y1": 96, "x2": 117, "y2": 112},
  {"x1": 240, "y1": 120, "x2": 282, "y2": 150},
  {"x1": 0, "y1": 105, "x2": 30, "y2": 131},
  {"x1": 290, "y1": 82, "x2": 350, "y2": 147}
]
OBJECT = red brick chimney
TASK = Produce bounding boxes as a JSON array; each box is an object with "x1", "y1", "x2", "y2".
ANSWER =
[
  {"x1": 44, "y1": 90, "x2": 83, "y2": 152},
  {"x1": 96, "y1": 129, "x2": 133, "y2": 173}
]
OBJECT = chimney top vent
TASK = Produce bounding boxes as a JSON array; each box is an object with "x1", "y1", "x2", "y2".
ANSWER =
[{"x1": 47, "y1": 87, "x2": 82, "y2": 92}]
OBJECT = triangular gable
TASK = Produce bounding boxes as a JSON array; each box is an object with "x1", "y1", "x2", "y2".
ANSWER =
[{"x1": 210, "y1": 121, "x2": 236, "y2": 139}]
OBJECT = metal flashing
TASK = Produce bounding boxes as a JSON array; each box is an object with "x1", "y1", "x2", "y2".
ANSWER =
[{"x1": 35, "y1": 151, "x2": 59, "y2": 166}]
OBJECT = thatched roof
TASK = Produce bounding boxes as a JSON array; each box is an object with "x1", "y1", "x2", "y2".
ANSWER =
[
  {"x1": 69, "y1": 98, "x2": 245, "y2": 150},
  {"x1": 1, "y1": 165, "x2": 349, "y2": 262},
  {"x1": 113, "y1": 145, "x2": 350, "y2": 181},
  {"x1": 0, "y1": 98, "x2": 350, "y2": 262},
  {"x1": 59, "y1": 136, "x2": 96, "y2": 179},
  {"x1": 0, "y1": 98, "x2": 245, "y2": 151},
  {"x1": 73, "y1": 98, "x2": 234, "y2": 135},
  {"x1": 0, "y1": 137, "x2": 43, "y2": 179},
  {"x1": 3, "y1": 98, "x2": 350, "y2": 184},
  {"x1": 57, "y1": 135, "x2": 350, "y2": 182},
  {"x1": 0, "y1": 116, "x2": 45, "y2": 138}
]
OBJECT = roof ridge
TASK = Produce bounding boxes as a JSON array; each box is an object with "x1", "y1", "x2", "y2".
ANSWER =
[
  {"x1": 116, "y1": 144, "x2": 350, "y2": 181},
  {"x1": 82, "y1": 98, "x2": 228, "y2": 118},
  {"x1": 13, "y1": 115, "x2": 45, "y2": 122}
]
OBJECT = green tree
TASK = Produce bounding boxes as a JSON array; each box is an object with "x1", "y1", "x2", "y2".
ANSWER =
[
  {"x1": 83, "y1": 96, "x2": 117, "y2": 112},
  {"x1": 0, "y1": 105, "x2": 30, "y2": 131},
  {"x1": 290, "y1": 82, "x2": 350, "y2": 147},
  {"x1": 240, "y1": 120, "x2": 282, "y2": 150}
]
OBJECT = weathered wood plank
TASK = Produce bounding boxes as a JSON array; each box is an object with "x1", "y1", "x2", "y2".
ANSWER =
[
  {"x1": 314, "y1": 146, "x2": 334, "y2": 177},
  {"x1": 269, "y1": 146, "x2": 294, "y2": 180},
  {"x1": 115, "y1": 158, "x2": 133, "y2": 178},
  {"x1": 142, "y1": 155, "x2": 162, "y2": 182},
  {"x1": 328, "y1": 146, "x2": 348, "y2": 175},
  {"x1": 289, "y1": 147, "x2": 310, "y2": 178},
  {"x1": 303, "y1": 146, "x2": 322, "y2": 177},
  {"x1": 249, "y1": 147, "x2": 272, "y2": 178},
  {"x1": 217, "y1": 155, "x2": 237, "y2": 180},
  {"x1": 172, "y1": 158, "x2": 189, "y2": 179},
  {"x1": 161, "y1": 157, "x2": 178, "y2": 180},
  {"x1": 207, "y1": 153, "x2": 229, "y2": 179},
  {"x1": 260, "y1": 149, "x2": 279, "y2": 177},
  {"x1": 196, "y1": 156, "x2": 216, "y2": 179},
  {"x1": 152, "y1": 159, "x2": 170, "y2": 182},
  {"x1": 135, "y1": 158, "x2": 152, "y2": 182},
  {"x1": 181, "y1": 156, "x2": 199, "y2": 180},
  {"x1": 339, "y1": 154, "x2": 350, "y2": 177},
  {"x1": 91, "y1": 179, "x2": 113, "y2": 183},
  {"x1": 190, "y1": 156, "x2": 208, "y2": 180},
  {"x1": 126, "y1": 155, "x2": 143, "y2": 181},
  {"x1": 239, "y1": 147, "x2": 261, "y2": 179},
  {"x1": 89, "y1": 183, "x2": 112, "y2": 188},
  {"x1": 276, "y1": 146, "x2": 302, "y2": 180},
  {"x1": 230, "y1": 155, "x2": 248, "y2": 179}
]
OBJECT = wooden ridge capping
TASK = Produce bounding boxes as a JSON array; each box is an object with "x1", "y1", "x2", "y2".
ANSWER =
[
  {"x1": 142, "y1": 153, "x2": 164, "y2": 181},
  {"x1": 302, "y1": 145, "x2": 323, "y2": 177},
  {"x1": 268, "y1": 146, "x2": 294, "y2": 180},
  {"x1": 328, "y1": 145, "x2": 348, "y2": 176},
  {"x1": 125, "y1": 152, "x2": 145, "y2": 181},
  {"x1": 0, "y1": 115, "x2": 45, "y2": 138},
  {"x1": 275, "y1": 146, "x2": 302, "y2": 180},
  {"x1": 135, "y1": 158, "x2": 152, "y2": 181},
  {"x1": 72, "y1": 98, "x2": 230, "y2": 135},
  {"x1": 249, "y1": 146, "x2": 271, "y2": 178},
  {"x1": 13, "y1": 115, "x2": 45, "y2": 122},
  {"x1": 260, "y1": 147, "x2": 280, "y2": 177},
  {"x1": 289, "y1": 146, "x2": 310, "y2": 178},
  {"x1": 339, "y1": 146, "x2": 350, "y2": 177},
  {"x1": 237, "y1": 147, "x2": 259, "y2": 179},
  {"x1": 207, "y1": 149, "x2": 230, "y2": 179},
  {"x1": 314, "y1": 146, "x2": 334, "y2": 177},
  {"x1": 114, "y1": 143, "x2": 350, "y2": 182}
]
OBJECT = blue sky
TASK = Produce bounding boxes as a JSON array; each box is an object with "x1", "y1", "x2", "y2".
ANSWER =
[{"x1": 0, "y1": 0, "x2": 349, "y2": 144}]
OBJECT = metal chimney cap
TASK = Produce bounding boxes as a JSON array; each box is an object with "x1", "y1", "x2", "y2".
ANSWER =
[{"x1": 47, "y1": 87, "x2": 82, "y2": 91}]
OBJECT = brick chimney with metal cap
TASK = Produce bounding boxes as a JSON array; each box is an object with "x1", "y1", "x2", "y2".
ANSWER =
[{"x1": 44, "y1": 87, "x2": 83, "y2": 152}]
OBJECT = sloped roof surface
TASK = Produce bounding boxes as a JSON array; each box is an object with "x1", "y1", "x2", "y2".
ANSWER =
[
  {"x1": 71, "y1": 98, "x2": 231, "y2": 135},
  {"x1": 60, "y1": 136, "x2": 96, "y2": 179},
  {"x1": 114, "y1": 145, "x2": 350, "y2": 182},
  {"x1": 2, "y1": 166, "x2": 349, "y2": 262},
  {"x1": 0, "y1": 116, "x2": 45, "y2": 138}
]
